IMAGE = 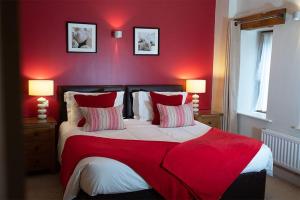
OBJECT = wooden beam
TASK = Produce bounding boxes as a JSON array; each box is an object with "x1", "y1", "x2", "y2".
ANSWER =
[
  {"x1": 241, "y1": 17, "x2": 285, "y2": 30},
  {"x1": 235, "y1": 8, "x2": 286, "y2": 30}
]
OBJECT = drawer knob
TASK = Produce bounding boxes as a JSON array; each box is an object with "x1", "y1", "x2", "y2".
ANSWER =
[{"x1": 208, "y1": 121, "x2": 212, "y2": 125}]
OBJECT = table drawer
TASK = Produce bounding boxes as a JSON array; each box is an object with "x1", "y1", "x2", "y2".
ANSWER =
[
  {"x1": 25, "y1": 156, "x2": 51, "y2": 172},
  {"x1": 24, "y1": 142, "x2": 52, "y2": 156},
  {"x1": 195, "y1": 115, "x2": 221, "y2": 128},
  {"x1": 23, "y1": 117, "x2": 57, "y2": 173},
  {"x1": 199, "y1": 118, "x2": 219, "y2": 127},
  {"x1": 24, "y1": 128, "x2": 52, "y2": 142}
]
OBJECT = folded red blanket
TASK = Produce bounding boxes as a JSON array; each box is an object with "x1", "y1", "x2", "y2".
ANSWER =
[
  {"x1": 61, "y1": 128, "x2": 262, "y2": 200},
  {"x1": 162, "y1": 128, "x2": 263, "y2": 200}
]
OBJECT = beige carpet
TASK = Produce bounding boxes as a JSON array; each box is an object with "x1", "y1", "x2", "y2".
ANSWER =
[
  {"x1": 265, "y1": 176, "x2": 300, "y2": 200},
  {"x1": 25, "y1": 174, "x2": 300, "y2": 200},
  {"x1": 26, "y1": 174, "x2": 63, "y2": 200}
]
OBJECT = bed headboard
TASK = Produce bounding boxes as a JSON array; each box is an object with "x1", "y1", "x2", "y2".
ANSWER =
[
  {"x1": 58, "y1": 84, "x2": 183, "y2": 123},
  {"x1": 125, "y1": 85, "x2": 183, "y2": 118}
]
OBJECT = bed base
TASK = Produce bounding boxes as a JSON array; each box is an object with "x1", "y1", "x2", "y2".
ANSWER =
[{"x1": 74, "y1": 170, "x2": 266, "y2": 200}]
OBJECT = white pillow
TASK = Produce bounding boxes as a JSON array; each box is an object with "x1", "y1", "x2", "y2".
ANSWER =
[
  {"x1": 64, "y1": 91, "x2": 124, "y2": 126},
  {"x1": 132, "y1": 92, "x2": 139, "y2": 119},
  {"x1": 132, "y1": 91, "x2": 187, "y2": 121}
]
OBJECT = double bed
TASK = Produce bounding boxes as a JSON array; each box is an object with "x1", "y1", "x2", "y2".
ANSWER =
[{"x1": 58, "y1": 85, "x2": 273, "y2": 200}]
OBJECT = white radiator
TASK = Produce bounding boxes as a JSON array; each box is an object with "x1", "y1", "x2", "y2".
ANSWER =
[{"x1": 261, "y1": 129, "x2": 300, "y2": 174}]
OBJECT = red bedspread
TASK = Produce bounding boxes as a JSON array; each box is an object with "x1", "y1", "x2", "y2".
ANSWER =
[
  {"x1": 61, "y1": 128, "x2": 262, "y2": 200},
  {"x1": 60, "y1": 136, "x2": 193, "y2": 200}
]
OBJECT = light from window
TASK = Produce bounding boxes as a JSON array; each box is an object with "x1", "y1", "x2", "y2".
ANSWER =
[
  {"x1": 255, "y1": 32, "x2": 273, "y2": 113},
  {"x1": 237, "y1": 29, "x2": 273, "y2": 118}
]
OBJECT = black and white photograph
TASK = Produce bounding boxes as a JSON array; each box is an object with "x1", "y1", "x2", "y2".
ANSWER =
[
  {"x1": 67, "y1": 22, "x2": 97, "y2": 53},
  {"x1": 134, "y1": 27, "x2": 159, "y2": 55}
]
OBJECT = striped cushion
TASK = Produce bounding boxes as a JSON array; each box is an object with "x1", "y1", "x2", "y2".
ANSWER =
[
  {"x1": 157, "y1": 103, "x2": 195, "y2": 128},
  {"x1": 79, "y1": 105, "x2": 125, "y2": 132}
]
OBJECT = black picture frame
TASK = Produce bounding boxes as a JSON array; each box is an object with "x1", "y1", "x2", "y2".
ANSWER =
[
  {"x1": 133, "y1": 27, "x2": 160, "y2": 56},
  {"x1": 66, "y1": 21, "x2": 97, "y2": 53}
]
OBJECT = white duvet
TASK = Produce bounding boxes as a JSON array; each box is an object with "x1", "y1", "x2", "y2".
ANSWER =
[{"x1": 58, "y1": 119, "x2": 273, "y2": 200}]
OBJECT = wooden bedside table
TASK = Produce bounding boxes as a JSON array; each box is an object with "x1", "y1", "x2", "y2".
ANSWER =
[
  {"x1": 194, "y1": 110, "x2": 223, "y2": 129},
  {"x1": 23, "y1": 117, "x2": 57, "y2": 173}
]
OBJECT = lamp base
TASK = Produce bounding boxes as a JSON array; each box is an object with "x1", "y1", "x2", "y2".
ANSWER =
[
  {"x1": 36, "y1": 97, "x2": 48, "y2": 119},
  {"x1": 192, "y1": 94, "x2": 199, "y2": 115},
  {"x1": 37, "y1": 114, "x2": 47, "y2": 120}
]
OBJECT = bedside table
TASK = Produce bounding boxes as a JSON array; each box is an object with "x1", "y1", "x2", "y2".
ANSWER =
[
  {"x1": 23, "y1": 117, "x2": 57, "y2": 173},
  {"x1": 194, "y1": 110, "x2": 223, "y2": 129}
]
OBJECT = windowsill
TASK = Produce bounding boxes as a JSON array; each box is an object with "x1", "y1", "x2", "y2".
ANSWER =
[{"x1": 237, "y1": 111, "x2": 272, "y2": 123}]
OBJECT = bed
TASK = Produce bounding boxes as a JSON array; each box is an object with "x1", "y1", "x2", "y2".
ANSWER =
[{"x1": 58, "y1": 85, "x2": 273, "y2": 200}]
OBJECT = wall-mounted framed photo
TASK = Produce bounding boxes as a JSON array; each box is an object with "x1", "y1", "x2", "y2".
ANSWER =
[
  {"x1": 66, "y1": 22, "x2": 97, "y2": 53},
  {"x1": 133, "y1": 27, "x2": 160, "y2": 56}
]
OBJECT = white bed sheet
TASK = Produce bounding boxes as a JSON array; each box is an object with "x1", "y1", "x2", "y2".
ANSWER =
[{"x1": 58, "y1": 119, "x2": 273, "y2": 200}]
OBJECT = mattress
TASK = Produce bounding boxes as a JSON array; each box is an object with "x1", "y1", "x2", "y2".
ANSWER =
[{"x1": 58, "y1": 119, "x2": 273, "y2": 200}]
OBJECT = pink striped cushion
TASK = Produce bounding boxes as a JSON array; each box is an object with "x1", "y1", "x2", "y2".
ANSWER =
[
  {"x1": 79, "y1": 105, "x2": 125, "y2": 132},
  {"x1": 157, "y1": 103, "x2": 195, "y2": 128}
]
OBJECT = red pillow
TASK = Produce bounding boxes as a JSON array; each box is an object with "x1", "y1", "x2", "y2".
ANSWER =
[
  {"x1": 185, "y1": 93, "x2": 193, "y2": 104},
  {"x1": 74, "y1": 92, "x2": 117, "y2": 127},
  {"x1": 150, "y1": 92, "x2": 183, "y2": 125}
]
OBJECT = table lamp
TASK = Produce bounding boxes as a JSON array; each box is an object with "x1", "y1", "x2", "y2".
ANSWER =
[
  {"x1": 186, "y1": 79, "x2": 206, "y2": 115},
  {"x1": 28, "y1": 80, "x2": 54, "y2": 120}
]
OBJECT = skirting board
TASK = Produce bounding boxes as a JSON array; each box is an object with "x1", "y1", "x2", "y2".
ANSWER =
[{"x1": 274, "y1": 165, "x2": 300, "y2": 187}]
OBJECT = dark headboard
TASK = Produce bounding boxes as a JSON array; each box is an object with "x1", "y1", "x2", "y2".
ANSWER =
[
  {"x1": 125, "y1": 85, "x2": 183, "y2": 118},
  {"x1": 58, "y1": 84, "x2": 183, "y2": 124},
  {"x1": 58, "y1": 85, "x2": 125, "y2": 123}
]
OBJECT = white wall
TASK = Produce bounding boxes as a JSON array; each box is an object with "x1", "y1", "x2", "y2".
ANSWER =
[
  {"x1": 230, "y1": 0, "x2": 300, "y2": 139},
  {"x1": 211, "y1": 0, "x2": 229, "y2": 113},
  {"x1": 212, "y1": 0, "x2": 300, "y2": 138},
  {"x1": 212, "y1": 0, "x2": 240, "y2": 113},
  {"x1": 266, "y1": 19, "x2": 300, "y2": 136},
  {"x1": 235, "y1": 0, "x2": 300, "y2": 17},
  {"x1": 213, "y1": 0, "x2": 300, "y2": 185}
]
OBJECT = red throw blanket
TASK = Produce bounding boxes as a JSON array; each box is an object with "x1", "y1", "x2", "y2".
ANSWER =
[
  {"x1": 162, "y1": 128, "x2": 263, "y2": 200},
  {"x1": 60, "y1": 136, "x2": 193, "y2": 200},
  {"x1": 61, "y1": 128, "x2": 262, "y2": 200}
]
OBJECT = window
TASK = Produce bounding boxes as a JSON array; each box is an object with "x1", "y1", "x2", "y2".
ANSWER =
[
  {"x1": 255, "y1": 32, "x2": 273, "y2": 113},
  {"x1": 237, "y1": 29, "x2": 273, "y2": 118}
]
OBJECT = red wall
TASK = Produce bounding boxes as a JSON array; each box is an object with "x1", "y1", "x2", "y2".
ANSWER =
[{"x1": 21, "y1": 0, "x2": 216, "y2": 119}]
